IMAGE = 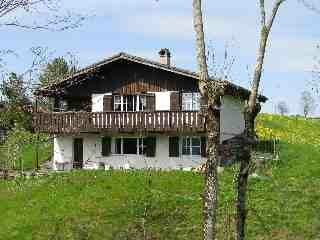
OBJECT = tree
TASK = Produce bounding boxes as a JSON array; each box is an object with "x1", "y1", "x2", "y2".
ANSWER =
[
  {"x1": 310, "y1": 45, "x2": 320, "y2": 97},
  {"x1": 0, "y1": 72, "x2": 32, "y2": 130},
  {"x1": 0, "y1": 1, "x2": 86, "y2": 107},
  {"x1": 192, "y1": 1, "x2": 227, "y2": 239},
  {"x1": 277, "y1": 101, "x2": 289, "y2": 115},
  {"x1": 235, "y1": 1, "x2": 286, "y2": 239},
  {"x1": 39, "y1": 56, "x2": 76, "y2": 88},
  {"x1": 37, "y1": 56, "x2": 77, "y2": 110},
  {"x1": 0, "y1": 0, "x2": 86, "y2": 31},
  {"x1": 300, "y1": 90, "x2": 316, "y2": 118}
]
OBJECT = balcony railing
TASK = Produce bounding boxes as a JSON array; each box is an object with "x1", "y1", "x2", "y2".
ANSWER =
[{"x1": 33, "y1": 111, "x2": 205, "y2": 134}]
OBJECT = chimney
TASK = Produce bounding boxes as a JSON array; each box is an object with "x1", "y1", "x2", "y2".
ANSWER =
[{"x1": 159, "y1": 48, "x2": 171, "y2": 66}]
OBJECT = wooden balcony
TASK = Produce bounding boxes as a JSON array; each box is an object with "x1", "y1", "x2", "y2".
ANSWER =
[{"x1": 33, "y1": 111, "x2": 205, "y2": 134}]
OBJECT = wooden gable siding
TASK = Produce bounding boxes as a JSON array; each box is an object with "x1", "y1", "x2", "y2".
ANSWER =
[{"x1": 61, "y1": 61, "x2": 198, "y2": 99}]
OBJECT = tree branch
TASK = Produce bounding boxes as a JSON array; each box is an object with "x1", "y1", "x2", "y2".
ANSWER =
[
  {"x1": 1, "y1": 13, "x2": 86, "y2": 31},
  {"x1": 299, "y1": 0, "x2": 320, "y2": 14},
  {"x1": 259, "y1": 0, "x2": 266, "y2": 26},
  {"x1": 0, "y1": 0, "x2": 87, "y2": 31},
  {"x1": 266, "y1": 0, "x2": 286, "y2": 31}
]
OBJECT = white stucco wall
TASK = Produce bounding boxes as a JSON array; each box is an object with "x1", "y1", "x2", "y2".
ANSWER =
[
  {"x1": 154, "y1": 92, "x2": 171, "y2": 111},
  {"x1": 53, "y1": 136, "x2": 73, "y2": 170},
  {"x1": 220, "y1": 95, "x2": 245, "y2": 141},
  {"x1": 91, "y1": 93, "x2": 112, "y2": 112},
  {"x1": 53, "y1": 134, "x2": 206, "y2": 171}
]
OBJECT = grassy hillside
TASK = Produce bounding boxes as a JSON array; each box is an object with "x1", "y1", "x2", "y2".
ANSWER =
[{"x1": 0, "y1": 114, "x2": 319, "y2": 240}]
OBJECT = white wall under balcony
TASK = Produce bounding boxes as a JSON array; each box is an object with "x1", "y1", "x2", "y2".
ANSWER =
[
  {"x1": 52, "y1": 134, "x2": 206, "y2": 171},
  {"x1": 53, "y1": 136, "x2": 73, "y2": 170}
]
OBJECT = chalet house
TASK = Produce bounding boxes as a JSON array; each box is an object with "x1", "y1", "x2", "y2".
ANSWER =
[{"x1": 34, "y1": 49, "x2": 267, "y2": 170}]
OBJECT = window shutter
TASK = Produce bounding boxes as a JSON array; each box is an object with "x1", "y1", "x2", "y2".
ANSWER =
[
  {"x1": 169, "y1": 136, "x2": 180, "y2": 157},
  {"x1": 146, "y1": 94, "x2": 155, "y2": 111},
  {"x1": 201, "y1": 136, "x2": 207, "y2": 157},
  {"x1": 170, "y1": 92, "x2": 181, "y2": 111},
  {"x1": 145, "y1": 137, "x2": 156, "y2": 157},
  {"x1": 102, "y1": 137, "x2": 111, "y2": 156},
  {"x1": 103, "y1": 95, "x2": 113, "y2": 112}
]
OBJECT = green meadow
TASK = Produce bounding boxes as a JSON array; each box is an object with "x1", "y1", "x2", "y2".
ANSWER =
[{"x1": 0, "y1": 114, "x2": 319, "y2": 240}]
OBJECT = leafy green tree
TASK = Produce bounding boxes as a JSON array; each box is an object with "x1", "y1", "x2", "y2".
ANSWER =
[
  {"x1": 37, "y1": 56, "x2": 77, "y2": 110},
  {"x1": 0, "y1": 72, "x2": 32, "y2": 130},
  {"x1": 39, "y1": 57, "x2": 75, "y2": 88}
]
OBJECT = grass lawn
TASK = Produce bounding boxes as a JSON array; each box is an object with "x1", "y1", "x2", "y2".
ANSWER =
[
  {"x1": 0, "y1": 142, "x2": 52, "y2": 171},
  {"x1": 0, "y1": 114, "x2": 319, "y2": 239}
]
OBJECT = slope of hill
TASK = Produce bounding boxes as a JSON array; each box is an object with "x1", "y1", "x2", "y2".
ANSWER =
[{"x1": 0, "y1": 114, "x2": 319, "y2": 240}]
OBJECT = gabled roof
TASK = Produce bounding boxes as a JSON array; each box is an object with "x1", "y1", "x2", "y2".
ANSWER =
[{"x1": 37, "y1": 52, "x2": 268, "y2": 102}]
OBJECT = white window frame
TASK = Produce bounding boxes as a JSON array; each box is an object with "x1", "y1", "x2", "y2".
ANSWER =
[
  {"x1": 182, "y1": 92, "x2": 200, "y2": 111},
  {"x1": 182, "y1": 137, "x2": 201, "y2": 156},
  {"x1": 114, "y1": 95, "x2": 122, "y2": 112},
  {"x1": 113, "y1": 95, "x2": 146, "y2": 112}
]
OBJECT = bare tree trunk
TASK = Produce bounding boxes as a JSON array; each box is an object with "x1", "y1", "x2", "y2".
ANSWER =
[
  {"x1": 192, "y1": 1, "x2": 223, "y2": 239},
  {"x1": 235, "y1": 1, "x2": 284, "y2": 239},
  {"x1": 236, "y1": 102, "x2": 260, "y2": 240},
  {"x1": 203, "y1": 104, "x2": 221, "y2": 240}
]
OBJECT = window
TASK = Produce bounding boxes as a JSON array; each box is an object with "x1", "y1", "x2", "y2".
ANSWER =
[
  {"x1": 54, "y1": 99, "x2": 68, "y2": 112},
  {"x1": 182, "y1": 92, "x2": 200, "y2": 111},
  {"x1": 115, "y1": 138, "x2": 122, "y2": 154},
  {"x1": 123, "y1": 138, "x2": 137, "y2": 154},
  {"x1": 113, "y1": 95, "x2": 147, "y2": 112},
  {"x1": 182, "y1": 137, "x2": 201, "y2": 156},
  {"x1": 114, "y1": 138, "x2": 147, "y2": 155},
  {"x1": 101, "y1": 137, "x2": 111, "y2": 156},
  {"x1": 139, "y1": 95, "x2": 147, "y2": 111},
  {"x1": 126, "y1": 95, "x2": 135, "y2": 112},
  {"x1": 114, "y1": 96, "x2": 122, "y2": 112}
]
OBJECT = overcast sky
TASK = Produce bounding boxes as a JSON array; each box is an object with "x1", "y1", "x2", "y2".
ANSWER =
[{"x1": 1, "y1": 0, "x2": 320, "y2": 115}]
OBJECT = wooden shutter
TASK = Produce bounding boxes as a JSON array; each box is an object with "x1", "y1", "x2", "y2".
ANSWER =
[
  {"x1": 201, "y1": 136, "x2": 207, "y2": 157},
  {"x1": 145, "y1": 137, "x2": 156, "y2": 157},
  {"x1": 170, "y1": 92, "x2": 181, "y2": 111},
  {"x1": 169, "y1": 136, "x2": 180, "y2": 157},
  {"x1": 101, "y1": 137, "x2": 111, "y2": 156},
  {"x1": 103, "y1": 95, "x2": 113, "y2": 112},
  {"x1": 146, "y1": 94, "x2": 155, "y2": 111}
]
